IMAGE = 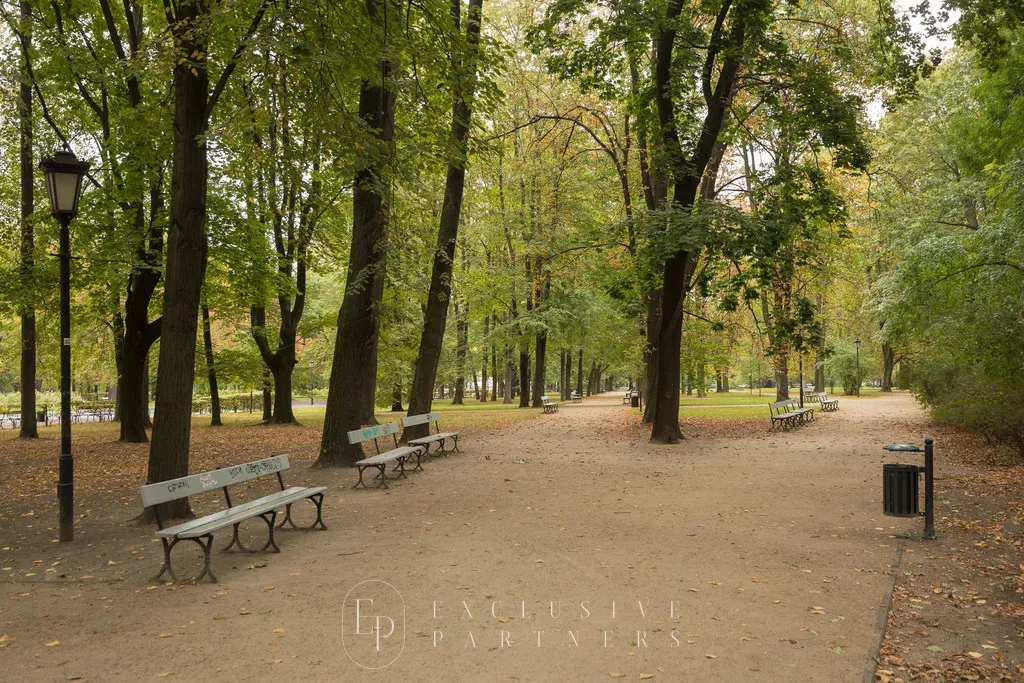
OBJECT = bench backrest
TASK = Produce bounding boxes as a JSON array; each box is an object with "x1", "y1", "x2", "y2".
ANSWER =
[
  {"x1": 768, "y1": 399, "x2": 801, "y2": 416},
  {"x1": 541, "y1": 395, "x2": 553, "y2": 404},
  {"x1": 817, "y1": 392, "x2": 829, "y2": 400},
  {"x1": 401, "y1": 412, "x2": 441, "y2": 432},
  {"x1": 140, "y1": 454, "x2": 290, "y2": 508},
  {"x1": 347, "y1": 421, "x2": 401, "y2": 455}
]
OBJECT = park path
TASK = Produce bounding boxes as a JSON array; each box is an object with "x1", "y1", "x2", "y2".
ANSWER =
[{"x1": 0, "y1": 392, "x2": 928, "y2": 682}]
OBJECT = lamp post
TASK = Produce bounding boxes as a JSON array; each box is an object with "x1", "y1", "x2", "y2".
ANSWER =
[
  {"x1": 40, "y1": 150, "x2": 90, "y2": 543},
  {"x1": 854, "y1": 337, "x2": 861, "y2": 397},
  {"x1": 308, "y1": 360, "x2": 315, "y2": 405}
]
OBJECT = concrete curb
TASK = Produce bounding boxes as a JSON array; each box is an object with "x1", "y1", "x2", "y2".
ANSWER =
[{"x1": 863, "y1": 539, "x2": 905, "y2": 683}]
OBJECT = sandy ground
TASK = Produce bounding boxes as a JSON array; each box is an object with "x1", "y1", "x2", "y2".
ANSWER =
[{"x1": 0, "y1": 393, "x2": 933, "y2": 681}]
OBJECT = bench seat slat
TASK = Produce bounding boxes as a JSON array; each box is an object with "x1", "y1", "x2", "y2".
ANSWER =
[
  {"x1": 156, "y1": 486, "x2": 327, "y2": 538},
  {"x1": 359, "y1": 447, "x2": 417, "y2": 466},
  {"x1": 407, "y1": 432, "x2": 458, "y2": 446}
]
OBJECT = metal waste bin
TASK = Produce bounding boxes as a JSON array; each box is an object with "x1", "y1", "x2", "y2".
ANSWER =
[
  {"x1": 630, "y1": 391, "x2": 640, "y2": 408},
  {"x1": 882, "y1": 463, "x2": 920, "y2": 517}
]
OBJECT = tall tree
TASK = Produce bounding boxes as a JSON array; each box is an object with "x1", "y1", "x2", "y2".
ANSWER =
[
  {"x1": 17, "y1": 0, "x2": 36, "y2": 438},
  {"x1": 404, "y1": 0, "x2": 485, "y2": 439},
  {"x1": 147, "y1": 0, "x2": 272, "y2": 517},
  {"x1": 317, "y1": 0, "x2": 398, "y2": 465}
]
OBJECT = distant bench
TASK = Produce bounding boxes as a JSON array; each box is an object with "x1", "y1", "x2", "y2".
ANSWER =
[
  {"x1": 401, "y1": 412, "x2": 460, "y2": 457},
  {"x1": 768, "y1": 398, "x2": 814, "y2": 431},
  {"x1": 348, "y1": 422, "x2": 425, "y2": 489},
  {"x1": 541, "y1": 395, "x2": 559, "y2": 414},
  {"x1": 139, "y1": 455, "x2": 326, "y2": 583},
  {"x1": 570, "y1": 391, "x2": 582, "y2": 403},
  {"x1": 816, "y1": 392, "x2": 839, "y2": 411}
]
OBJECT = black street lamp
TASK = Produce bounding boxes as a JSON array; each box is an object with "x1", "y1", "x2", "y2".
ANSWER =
[
  {"x1": 854, "y1": 337, "x2": 861, "y2": 398},
  {"x1": 40, "y1": 150, "x2": 90, "y2": 543},
  {"x1": 308, "y1": 360, "x2": 315, "y2": 405}
]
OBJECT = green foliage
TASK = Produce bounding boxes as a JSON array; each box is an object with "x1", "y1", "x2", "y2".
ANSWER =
[
  {"x1": 824, "y1": 341, "x2": 875, "y2": 395},
  {"x1": 868, "y1": 33, "x2": 1024, "y2": 454}
]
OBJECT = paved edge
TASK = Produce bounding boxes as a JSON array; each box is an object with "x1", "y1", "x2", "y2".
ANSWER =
[{"x1": 862, "y1": 540, "x2": 905, "y2": 683}]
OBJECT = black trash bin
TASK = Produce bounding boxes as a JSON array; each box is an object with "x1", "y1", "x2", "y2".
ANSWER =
[
  {"x1": 883, "y1": 463, "x2": 920, "y2": 517},
  {"x1": 630, "y1": 391, "x2": 640, "y2": 408},
  {"x1": 36, "y1": 410, "x2": 46, "y2": 425}
]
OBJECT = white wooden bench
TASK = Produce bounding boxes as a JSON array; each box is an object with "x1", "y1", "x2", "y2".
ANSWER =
[
  {"x1": 816, "y1": 392, "x2": 839, "y2": 412},
  {"x1": 622, "y1": 390, "x2": 633, "y2": 405},
  {"x1": 139, "y1": 454, "x2": 327, "y2": 583},
  {"x1": 401, "y1": 411, "x2": 460, "y2": 458},
  {"x1": 541, "y1": 395, "x2": 559, "y2": 413},
  {"x1": 570, "y1": 392, "x2": 582, "y2": 403},
  {"x1": 768, "y1": 398, "x2": 814, "y2": 431},
  {"x1": 348, "y1": 422, "x2": 425, "y2": 489}
]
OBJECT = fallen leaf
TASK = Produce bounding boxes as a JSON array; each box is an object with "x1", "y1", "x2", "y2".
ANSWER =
[{"x1": 45, "y1": 639, "x2": 60, "y2": 647}]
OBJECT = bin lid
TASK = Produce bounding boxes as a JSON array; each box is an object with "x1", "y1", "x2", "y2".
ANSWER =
[{"x1": 883, "y1": 443, "x2": 922, "y2": 452}]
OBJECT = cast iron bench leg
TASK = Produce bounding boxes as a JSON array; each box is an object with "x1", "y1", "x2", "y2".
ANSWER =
[
  {"x1": 279, "y1": 494, "x2": 328, "y2": 530},
  {"x1": 224, "y1": 511, "x2": 279, "y2": 553}
]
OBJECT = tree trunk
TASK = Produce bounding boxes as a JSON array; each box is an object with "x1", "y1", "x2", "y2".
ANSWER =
[
  {"x1": 452, "y1": 301, "x2": 467, "y2": 405},
  {"x1": 577, "y1": 349, "x2": 583, "y2": 396},
  {"x1": 503, "y1": 343, "x2": 512, "y2": 404},
  {"x1": 262, "y1": 365, "x2": 273, "y2": 421},
  {"x1": 480, "y1": 314, "x2": 488, "y2": 402},
  {"x1": 18, "y1": 0, "x2": 36, "y2": 439},
  {"x1": 316, "y1": 0, "x2": 396, "y2": 466},
  {"x1": 816, "y1": 293, "x2": 826, "y2": 390},
  {"x1": 531, "y1": 330, "x2": 547, "y2": 407},
  {"x1": 559, "y1": 349, "x2": 567, "y2": 400},
  {"x1": 518, "y1": 346, "x2": 530, "y2": 408},
  {"x1": 648, "y1": 2, "x2": 744, "y2": 444},
  {"x1": 881, "y1": 342, "x2": 894, "y2": 392},
  {"x1": 271, "y1": 362, "x2": 295, "y2": 423},
  {"x1": 642, "y1": 288, "x2": 661, "y2": 423},
  {"x1": 391, "y1": 381, "x2": 403, "y2": 412},
  {"x1": 201, "y1": 304, "x2": 222, "y2": 426},
  {"x1": 491, "y1": 319, "x2": 499, "y2": 401},
  {"x1": 696, "y1": 364, "x2": 706, "y2": 398},
  {"x1": 403, "y1": 0, "x2": 482, "y2": 438},
  {"x1": 147, "y1": 0, "x2": 212, "y2": 520},
  {"x1": 775, "y1": 346, "x2": 790, "y2": 401}
]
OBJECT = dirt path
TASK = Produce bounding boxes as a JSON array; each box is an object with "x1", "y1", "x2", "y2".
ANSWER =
[{"x1": 1, "y1": 393, "x2": 929, "y2": 681}]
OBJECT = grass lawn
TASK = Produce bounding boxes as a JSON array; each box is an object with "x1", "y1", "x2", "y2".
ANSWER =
[{"x1": 678, "y1": 386, "x2": 894, "y2": 406}]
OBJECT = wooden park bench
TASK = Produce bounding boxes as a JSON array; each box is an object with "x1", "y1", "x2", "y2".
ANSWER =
[
  {"x1": 816, "y1": 392, "x2": 839, "y2": 412},
  {"x1": 570, "y1": 391, "x2": 583, "y2": 403},
  {"x1": 541, "y1": 395, "x2": 559, "y2": 413},
  {"x1": 622, "y1": 389, "x2": 634, "y2": 405},
  {"x1": 401, "y1": 411, "x2": 460, "y2": 458},
  {"x1": 139, "y1": 454, "x2": 327, "y2": 583},
  {"x1": 768, "y1": 398, "x2": 814, "y2": 431},
  {"x1": 348, "y1": 422, "x2": 425, "y2": 489}
]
